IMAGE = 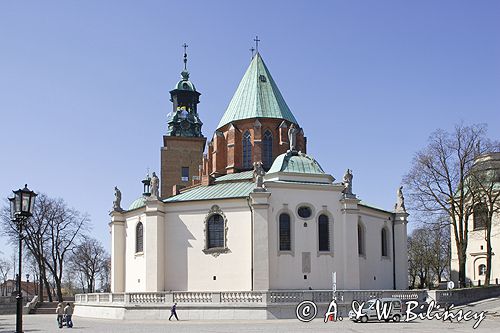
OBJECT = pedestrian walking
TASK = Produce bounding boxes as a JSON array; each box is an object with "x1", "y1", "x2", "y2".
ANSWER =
[
  {"x1": 56, "y1": 303, "x2": 64, "y2": 328},
  {"x1": 64, "y1": 303, "x2": 74, "y2": 328},
  {"x1": 444, "y1": 302, "x2": 453, "y2": 322},
  {"x1": 169, "y1": 302, "x2": 179, "y2": 321}
]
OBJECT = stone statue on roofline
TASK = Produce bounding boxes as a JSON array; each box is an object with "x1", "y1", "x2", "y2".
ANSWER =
[
  {"x1": 395, "y1": 186, "x2": 406, "y2": 213},
  {"x1": 288, "y1": 123, "x2": 299, "y2": 152},
  {"x1": 342, "y1": 169, "x2": 354, "y2": 196},
  {"x1": 253, "y1": 161, "x2": 266, "y2": 192},
  {"x1": 113, "y1": 186, "x2": 123, "y2": 212},
  {"x1": 150, "y1": 172, "x2": 160, "y2": 199}
]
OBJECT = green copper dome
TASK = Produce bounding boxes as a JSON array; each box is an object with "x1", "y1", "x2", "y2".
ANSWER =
[
  {"x1": 268, "y1": 152, "x2": 325, "y2": 175},
  {"x1": 173, "y1": 70, "x2": 196, "y2": 92},
  {"x1": 128, "y1": 196, "x2": 146, "y2": 210},
  {"x1": 217, "y1": 53, "x2": 298, "y2": 129}
]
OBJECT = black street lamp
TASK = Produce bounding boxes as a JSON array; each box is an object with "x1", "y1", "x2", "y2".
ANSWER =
[{"x1": 9, "y1": 184, "x2": 37, "y2": 333}]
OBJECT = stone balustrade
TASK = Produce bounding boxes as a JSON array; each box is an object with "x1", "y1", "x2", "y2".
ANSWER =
[{"x1": 75, "y1": 289, "x2": 428, "y2": 307}]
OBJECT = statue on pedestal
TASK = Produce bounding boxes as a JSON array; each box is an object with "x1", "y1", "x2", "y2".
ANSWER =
[
  {"x1": 288, "y1": 124, "x2": 299, "y2": 152},
  {"x1": 113, "y1": 186, "x2": 123, "y2": 211},
  {"x1": 253, "y1": 161, "x2": 266, "y2": 191},
  {"x1": 150, "y1": 172, "x2": 160, "y2": 198},
  {"x1": 342, "y1": 169, "x2": 353, "y2": 195},
  {"x1": 395, "y1": 186, "x2": 406, "y2": 213}
]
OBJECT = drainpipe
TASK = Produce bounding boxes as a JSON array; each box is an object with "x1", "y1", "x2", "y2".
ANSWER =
[
  {"x1": 392, "y1": 216, "x2": 396, "y2": 290},
  {"x1": 247, "y1": 196, "x2": 254, "y2": 291}
]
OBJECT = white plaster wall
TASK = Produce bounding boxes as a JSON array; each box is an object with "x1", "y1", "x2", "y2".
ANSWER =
[
  {"x1": 124, "y1": 214, "x2": 147, "y2": 292},
  {"x1": 110, "y1": 217, "x2": 126, "y2": 293},
  {"x1": 455, "y1": 210, "x2": 500, "y2": 284},
  {"x1": 164, "y1": 199, "x2": 252, "y2": 291},
  {"x1": 357, "y1": 209, "x2": 394, "y2": 290},
  {"x1": 266, "y1": 183, "x2": 349, "y2": 289},
  {"x1": 114, "y1": 188, "x2": 405, "y2": 293}
]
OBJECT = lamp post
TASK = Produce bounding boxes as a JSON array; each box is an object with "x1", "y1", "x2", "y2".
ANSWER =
[
  {"x1": 9, "y1": 184, "x2": 37, "y2": 333},
  {"x1": 26, "y1": 275, "x2": 30, "y2": 299}
]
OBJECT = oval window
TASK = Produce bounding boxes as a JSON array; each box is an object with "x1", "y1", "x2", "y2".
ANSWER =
[{"x1": 297, "y1": 206, "x2": 312, "y2": 219}]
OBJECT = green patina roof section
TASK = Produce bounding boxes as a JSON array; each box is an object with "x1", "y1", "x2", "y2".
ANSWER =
[
  {"x1": 217, "y1": 53, "x2": 298, "y2": 129},
  {"x1": 358, "y1": 201, "x2": 393, "y2": 214},
  {"x1": 164, "y1": 181, "x2": 255, "y2": 202},
  {"x1": 268, "y1": 153, "x2": 325, "y2": 175},
  {"x1": 173, "y1": 70, "x2": 196, "y2": 92},
  {"x1": 128, "y1": 196, "x2": 146, "y2": 210},
  {"x1": 214, "y1": 170, "x2": 254, "y2": 182}
]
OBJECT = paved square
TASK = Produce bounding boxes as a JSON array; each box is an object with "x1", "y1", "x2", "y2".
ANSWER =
[
  {"x1": 0, "y1": 313, "x2": 497, "y2": 333},
  {"x1": 1, "y1": 298, "x2": 499, "y2": 333}
]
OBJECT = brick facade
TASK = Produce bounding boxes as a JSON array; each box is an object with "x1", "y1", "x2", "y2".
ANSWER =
[
  {"x1": 161, "y1": 136, "x2": 206, "y2": 198},
  {"x1": 202, "y1": 118, "x2": 306, "y2": 177}
]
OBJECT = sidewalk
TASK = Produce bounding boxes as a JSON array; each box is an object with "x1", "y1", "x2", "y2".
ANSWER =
[{"x1": 0, "y1": 312, "x2": 499, "y2": 333}]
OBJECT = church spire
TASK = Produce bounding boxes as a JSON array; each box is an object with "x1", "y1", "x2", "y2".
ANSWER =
[
  {"x1": 216, "y1": 52, "x2": 298, "y2": 129},
  {"x1": 183, "y1": 43, "x2": 188, "y2": 70},
  {"x1": 166, "y1": 43, "x2": 203, "y2": 137}
]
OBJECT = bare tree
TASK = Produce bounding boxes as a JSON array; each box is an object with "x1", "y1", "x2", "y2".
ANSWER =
[
  {"x1": 407, "y1": 237, "x2": 419, "y2": 289},
  {"x1": 0, "y1": 257, "x2": 11, "y2": 296},
  {"x1": 1, "y1": 194, "x2": 89, "y2": 302},
  {"x1": 68, "y1": 236, "x2": 108, "y2": 293},
  {"x1": 403, "y1": 124, "x2": 496, "y2": 287},
  {"x1": 428, "y1": 220, "x2": 451, "y2": 283},
  {"x1": 43, "y1": 198, "x2": 89, "y2": 301},
  {"x1": 99, "y1": 256, "x2": 111, "y2": 292},
  {"x1": 467, "y1": 152, "x2": 500, "y2": 286},
  {"x1": 1, "y1": 195, "x2": 53, "y2": 301},
  {"x1": 408, "y1": 228, "x2": 434, "y2": 288}
]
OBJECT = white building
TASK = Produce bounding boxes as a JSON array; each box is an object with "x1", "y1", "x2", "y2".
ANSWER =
[
  {"x1": 451, "y1": 152, "x2": 500, "y2": 286},
  {"x1": 109, "y1": 52, "x2": 410, "y2": 294}
]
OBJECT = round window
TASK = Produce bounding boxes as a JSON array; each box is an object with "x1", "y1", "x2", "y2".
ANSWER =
[{"x1": 297, "y1": 206, "x2": 312, "y2": 219}]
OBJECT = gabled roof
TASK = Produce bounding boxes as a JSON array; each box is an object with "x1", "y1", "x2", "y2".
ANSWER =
[
  {"x1": 217, "y1": 53, "x2": 298, "y2": 129},
  {"x1": 214, "y1": 170, "x2": 254, "y2": 182},
  {"x1": 164, "y1": 181, "x2": 254, "y2": 203}
]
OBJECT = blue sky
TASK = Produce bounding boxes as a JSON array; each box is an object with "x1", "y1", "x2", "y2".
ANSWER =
[{"x1": 1, "y1": 0, "x2": 499, "y2": 256}]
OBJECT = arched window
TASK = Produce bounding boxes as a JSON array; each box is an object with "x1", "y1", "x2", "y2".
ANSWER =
[
  {"x1": 207, "y1": 214, "x2": 225, "y2": 249},
  {"x1": 478, "y1": 264, "x2": 486, "y2": 276},
  {"x1": 381, "y1": 227, "x2": 388, "y2": 257},
  {"x1": 318, "y1": 214, "x2": 330, "y2": 252},
  {"x1": 473, "y1": 203, "x2": 488, "y2": 230},
  {"x1": 136, "y1": 222, "x2": 143, "y2": 253},
  {"x1": 242, "y1": 130, "x2": 252, "y2": 169},
  {"x1": 262, "y1": 130, "x2": 273, "y2": 168},
  {"x1": 279, "y1": 213, "x2": 291, "y2": 251},
  {"x1": 358, "y1": 223, "x2": 365, "y2": 256}
]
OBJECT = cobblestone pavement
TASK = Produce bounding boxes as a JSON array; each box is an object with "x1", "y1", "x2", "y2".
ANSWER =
[{"x1": 0, "y1": 298, "x2": 499, "y2": 333}]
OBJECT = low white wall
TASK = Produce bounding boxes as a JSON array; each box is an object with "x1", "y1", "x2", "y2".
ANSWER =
[
  {"x1": 75, "y1": 303, "x2": 268, "y2": 320},
  {"x1": 74, "y1": 289, "x2": 426, "y2": 320}
]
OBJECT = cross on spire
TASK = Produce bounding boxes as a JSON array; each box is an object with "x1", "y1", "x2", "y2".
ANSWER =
[
  {"x1": 182, "y1": 43, "x2": 188, "y2": 70},
  {"x1": 253, "y1": 36, "x2": 260, "y2": 53},
  {"x1": 250, "y1": 46, "x2": 255, "y2": 58}
]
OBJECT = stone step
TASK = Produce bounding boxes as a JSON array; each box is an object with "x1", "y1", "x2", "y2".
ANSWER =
[
  {"x1": 31, "y1": 301, "x2": 73, "y2": 314},
  {"x1": 34, "y1": 307, "x2": 59, "y2": 314}
]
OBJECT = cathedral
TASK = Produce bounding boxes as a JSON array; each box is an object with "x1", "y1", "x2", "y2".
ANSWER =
[{"x1": 109, "y1": 49, "x2": 409, "y2": 294}]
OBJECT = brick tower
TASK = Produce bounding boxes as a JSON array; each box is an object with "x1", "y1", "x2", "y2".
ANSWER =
[{"x1": 161, "y1": 46, "x2": 206, "y2": 198}]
